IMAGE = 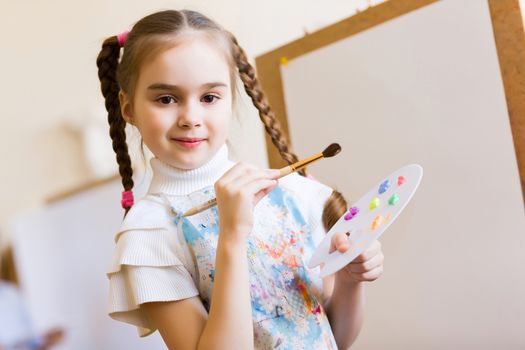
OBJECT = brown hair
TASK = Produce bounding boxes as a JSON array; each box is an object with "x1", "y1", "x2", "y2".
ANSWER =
[{"x1": 96, "y1": 9, "x2": 347, "y2": 228}]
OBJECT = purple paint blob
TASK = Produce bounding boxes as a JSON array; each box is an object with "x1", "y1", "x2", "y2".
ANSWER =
[{"x1": 344, "y1": 206, "x2": 360, "y2": 221}]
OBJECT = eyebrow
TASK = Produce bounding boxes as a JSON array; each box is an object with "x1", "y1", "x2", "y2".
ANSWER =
[{"x1": 147, "y1": 82, "x2": 228, "y2": 91}]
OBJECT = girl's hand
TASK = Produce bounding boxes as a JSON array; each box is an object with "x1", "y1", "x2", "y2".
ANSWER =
[
  {"x1": 329, "y1": 233, "x2": 384, "y2": 284},
  {"x1": 214, "y1": 162, "x2": 279, "y2": 245}
]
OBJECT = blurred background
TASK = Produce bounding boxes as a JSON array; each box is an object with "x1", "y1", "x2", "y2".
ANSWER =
[
  {"x1": 0, "y1": 1, "x2": 388, "y2": 349},
  {"x1": 1, "y1": 0, "x2": 524, "y2": 349},
  {"x1": 1, "y1": 0, "x2": 389, "y2": 242}
]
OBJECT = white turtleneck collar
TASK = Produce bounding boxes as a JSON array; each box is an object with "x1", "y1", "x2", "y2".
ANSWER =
[{"x1": 147, "y1": 144, "x2": 235, "y2": 196}]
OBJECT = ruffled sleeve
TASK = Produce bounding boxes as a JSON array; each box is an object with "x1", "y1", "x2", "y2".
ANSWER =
[{"x1": 106, "y1": 196, "x2": 199, "y2": 337}]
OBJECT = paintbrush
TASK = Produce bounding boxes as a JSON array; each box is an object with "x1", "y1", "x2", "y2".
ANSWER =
[{"x1": 183, "y1": 143, "x2": 342, "y2": 217}]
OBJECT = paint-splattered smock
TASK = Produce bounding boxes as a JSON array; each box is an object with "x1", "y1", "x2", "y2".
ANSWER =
[{"x1": 107, "y1": 146, "x2": 338, "y2": 349}]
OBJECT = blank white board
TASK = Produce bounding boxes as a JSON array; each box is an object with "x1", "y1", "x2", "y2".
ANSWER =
[
  {"x1": 9, "y1": 175, "x2": 166, "y2": 350},
  {"x1": 280, "y1": 0, "x2": 525, "y2": 348}
]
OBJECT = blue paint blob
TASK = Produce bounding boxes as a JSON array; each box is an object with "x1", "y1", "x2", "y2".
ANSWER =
[{"x1": 378, "y1": 179, "x2": 391, "y2": 194}]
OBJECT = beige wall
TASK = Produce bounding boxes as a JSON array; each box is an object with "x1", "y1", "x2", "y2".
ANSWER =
[
  {"x1": 280, "y1": 1, "x2": 525, "y2": 347},
  {"x1": 0, "y1": 0, "x2": 387, "y2": 241}
]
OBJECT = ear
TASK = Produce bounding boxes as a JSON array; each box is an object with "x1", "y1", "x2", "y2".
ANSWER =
[{"x1": 119, "y1": 90, "x2": 135, "y2": 125}]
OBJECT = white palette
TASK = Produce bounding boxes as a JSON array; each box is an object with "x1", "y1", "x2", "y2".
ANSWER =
[{"x1": 309, "y1": 164, "x2": 423, "y2": 277}]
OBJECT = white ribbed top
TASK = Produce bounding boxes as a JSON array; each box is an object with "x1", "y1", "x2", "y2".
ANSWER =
[
  {"x1": 108, "y1": 144, "x2": 237, "y2": 337},
  {"x1": 107, "y1": 144, "x2": 335, "y2": 338},
  {"x1": 147, "y1": 144, "x2": 234, "y2": 196}
]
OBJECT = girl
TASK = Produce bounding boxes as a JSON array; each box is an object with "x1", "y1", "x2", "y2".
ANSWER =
[{"x1": 97, "y1": 10, "x2": 384, "y2": 350}]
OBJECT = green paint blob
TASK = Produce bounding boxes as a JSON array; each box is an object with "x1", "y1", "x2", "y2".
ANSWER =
[{"x1": 388, "y1": 194, "x2": 400, "y2": 205}]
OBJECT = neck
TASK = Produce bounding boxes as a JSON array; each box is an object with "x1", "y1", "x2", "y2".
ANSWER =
[{"x1": 147, "y1": 145, "x2": 234, "y2": 196}]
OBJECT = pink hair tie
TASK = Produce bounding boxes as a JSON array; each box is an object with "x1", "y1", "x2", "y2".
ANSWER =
[
  {"x1": 117, "y1": 31, "x2": 129, "y2": 47},
  {"x1": 121, "y1": 190, "x2": 134, "y2": 209}
]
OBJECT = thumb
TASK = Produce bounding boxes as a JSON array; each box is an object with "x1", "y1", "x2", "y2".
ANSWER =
[{"x1": 329, "y1": 232, "x2": 350, "y2": 253}]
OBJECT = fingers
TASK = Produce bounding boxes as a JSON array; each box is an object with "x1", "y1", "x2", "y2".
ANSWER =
[
  {"x1": 244, "y1": 177, "x2": 279, "y2": 204},
  {"x1": 344, "y1": 265, "x2": 384, "y2": 282},
  {"x1": 218, "y1": 162, "x2": 278, "y2": 186},
  {"x1": 216, "y1": 163, "x2": 279, "y2": 200},
  {"x1": 213, "y1": 162, "x2": 279, "y2": 242},
  {"x1": 340, "y1": 240, "x2": 384, "y2": 282},
  {"x1": 345, "y1": 250, "x2": 384, "y2": 274},
  {"x1": 330, "y1": 239, "x2": 384, "y2": 283},
  {"x1": 253, "y1": 179, "x2": 279, "y2": 204},
  {"x1": 217, "y1": 161, "x2": 250, "y2": 183},
  {"x1": 351, "y1": 240, "x2": 382, "y2": 263},
  {"x1": 329, "y1": 232, "x2": 350, "y2": 253},
  {"x1": 216, "y1": 165, "x2": 278, "y2": 210},
  {"x1": 234, "y1": 170, "x2": 278, "y2": 190}
]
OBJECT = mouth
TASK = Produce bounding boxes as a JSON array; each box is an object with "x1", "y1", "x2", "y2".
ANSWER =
[{"x1": 172, "y1": 137, "x2": 206, "y2": 149}]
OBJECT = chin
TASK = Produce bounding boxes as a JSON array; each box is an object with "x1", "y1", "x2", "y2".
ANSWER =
[{"x1": 164, "y1": 144, "x2": 218, "y2": 170}]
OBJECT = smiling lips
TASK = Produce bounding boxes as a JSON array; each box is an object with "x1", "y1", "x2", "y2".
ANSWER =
[{"x1": 172, "y1": 137, "x2": 206, "y2": 149}]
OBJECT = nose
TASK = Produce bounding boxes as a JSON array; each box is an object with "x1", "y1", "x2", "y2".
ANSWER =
[{"x1": 177, "y1": 100, "x2": 203, "y2": 128}]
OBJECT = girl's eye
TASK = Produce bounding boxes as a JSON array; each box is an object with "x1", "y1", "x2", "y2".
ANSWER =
[
  {"x1": 202, "y1": 94, "x2": 219, "y2": 103},
  {"x1": 158, "y1": 96, "x2": 176, "y2": 104}
]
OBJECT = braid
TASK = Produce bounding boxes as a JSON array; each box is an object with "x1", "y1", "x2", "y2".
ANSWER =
[
  {"x1": 322, "y1": 190, "x2": 348, "y2": 231},
  {"x1": 229, "y1": 33, "x2": 307, "y2": 177},
  {"x1": 96, "y1": 36, "x2": 134, "y2": 214},
  {"x1": 228, "y1": 33, "x2": 348, "y2": 230}
]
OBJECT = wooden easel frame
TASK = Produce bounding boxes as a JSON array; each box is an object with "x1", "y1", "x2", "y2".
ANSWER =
[{"x1": 255, "y1": 0, "x2": 525, "y2": 201}]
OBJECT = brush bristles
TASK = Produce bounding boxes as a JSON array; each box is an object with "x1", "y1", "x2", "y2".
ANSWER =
[{"x1": 322, "y1": 143, "x2": 341, "y2": 158}]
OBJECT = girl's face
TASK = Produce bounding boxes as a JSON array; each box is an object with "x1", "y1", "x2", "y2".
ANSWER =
[{"x1": 121, "y1": 34, "x2": 233, "y2": 170}]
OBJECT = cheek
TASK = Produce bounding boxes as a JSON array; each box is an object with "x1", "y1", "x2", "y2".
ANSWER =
[
  {"x1": 135, "y1": 114, "x2": 172, "y2": 144},
  {"x1": 207, "y1": 98, "x2": 232, "y2": 125},
  {"x1": 212, "y1": 106, "x2": 233, "y2": 136}
]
